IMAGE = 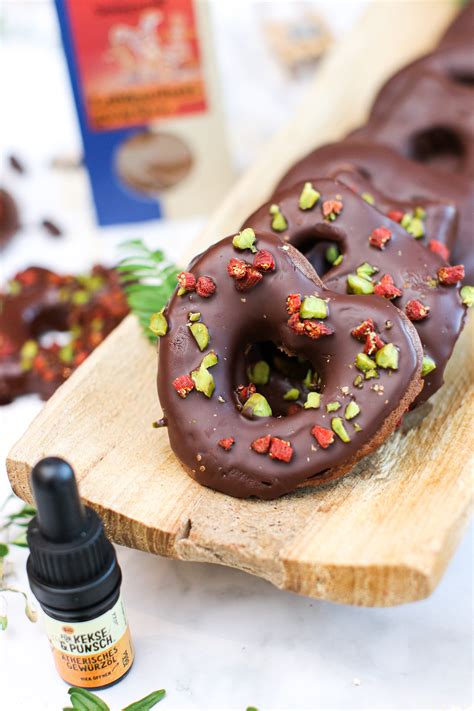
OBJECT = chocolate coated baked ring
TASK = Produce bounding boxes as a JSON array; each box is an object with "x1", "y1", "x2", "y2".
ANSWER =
[
  {"x1": 274, "y1": 140, "x2": 474, "y2": 282},
  {"x1": 243, "y1": 179, "x2": 467, "y2": 406},
  {"x1": 157, "y1": 231, "x2": 423, "y2": 500},
  {"x1": 0, "y1": 188, "x2": 20, "y2": 248}
]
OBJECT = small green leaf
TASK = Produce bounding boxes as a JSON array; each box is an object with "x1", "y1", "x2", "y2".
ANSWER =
[
  {"x1": 68, "y1": 687, "x2": 110, "y2": 711},
  {"x1": 0, "y1": 615, "x2": 7, "y2": 631},
  {"x1": 0, "y1": 543, "x2": 9, "y2": 558},
  {"x1": 122, "y1": 689, "x2": 166, "y2": 710},
  {"x1": 11, "y1": 531, "x2": 28, "y2": 547}
]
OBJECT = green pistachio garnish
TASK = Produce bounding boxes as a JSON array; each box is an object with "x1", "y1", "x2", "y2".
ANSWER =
[
  {"x1": 188, "y1": 311, "x2": 201, "y2": 322},
  {"x1": 20, "y1": 340, "x2": 38, "y2": 370},
  {"x1": 375, "y1": 343, "x2": 399, "y2": 370},
  {"x1": 303, "y1": 369, "x2": 313, "y2": 388},
  {"x1": 177, "y1": 287, "x2": 187, "y2": 296},
  {"x1": 72, "y1": 289, "x2": 90, "y2": 306},
  {"x1": 304, "y1": 392, "x2": 321, "y2": 409},
  {"x1": 353, "y1": 422, "x2": 363, "y2": 432},
  {"x1": 77, "y1": 274, "x2": 105, "y2": 292},
  {"x1": 356, "y1": 262, "x2": 378, "y2": 280},
  {"x1": 401, "y1": 213, "x2": 425, "y2": 239},
  {"x1": 201, "y1": 351, "x2": 218, "y2": 369},
  {"x1": 353, "y1": 374, "x2": 363, "y2": 388},
  {"x1": 298, "y1": 182, "x2": 320, "y2": 210},
  {"x1": 460, "y1": 285, "x2": 474, "y2": 307},
  {"x1": 190, "y1": 322, "x2": 209, "y2": 351},
  {"x1": 365, "y1": 369, "x2": 379, "y2": 380},
  {"x1": 421, "y1": 355, "x2": 436, "y2": 377},
  {"x1": 59, "y1": 343, "x2": 74, "y2": 364},
  {"x1": 8, "y1": 279, "x2": 21, "y2": 295},
  {"x1": 242, "y1": 393, "x2": 272, "y2": 418},
  {"x1": 325, "y1": 245, "x2": 340, "y2": 265},
  {"x1": 415, "y1": 206, "x2": 426, "y2": 220},
  {"x1": 232, "y1": 227, "x2": 257, "y2": 253},
  {"x1": 347, "y1": 274, "x2": 375, "y2": 295},
  {"x1": 331, "y1": 417, "x2": 351, "y2": 443},
  {"x1": 248, "y1": 360, "x2": 270, "y2": 385},
  {"x1": 149, "y1": 310, "x2": 168, "y2": 337},
  {"x1": 355, "y1": 353, "x2": 377, "y2": 372},
  {"x1": 283, "y1": 388, "x2": 300, "y2": 401},
  {"x1": 269, "y1": 204, "x2": 288, "y2": 232},
  {"x1": 361, "y1": 192, "x2": 375, "y2": 205},
  {"x1": 345, "y1": 401, "x2": 360, "y2": 420},
  {"x1": 191, "y1": 366, "x2": 215, "y2": 398},
  {"x1": 300, "y1": 295, "x2": 328, "y2": 319},
  {"x1": 326, "y1": 401, "x2": 341, "y2": 412},
  {"x1": 333, "y1": 254, "x2": 343, "y2": 266}
]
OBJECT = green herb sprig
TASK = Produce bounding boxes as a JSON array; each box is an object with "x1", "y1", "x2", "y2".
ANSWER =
[
  {"x1": 117, "y1": 240, "x2": 179, "y2": 341},
  {"x1": 63, "y1": 686, "x2": 166, "y2": 711}
]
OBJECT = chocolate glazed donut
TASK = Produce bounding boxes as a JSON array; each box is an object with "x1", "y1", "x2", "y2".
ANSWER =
[
  {"x1": 350, "y1": 72, "x2": 474, "y2": 177},
  {"x1": 243, "y1": 179, "x2": 467, "y2": 407},
  {"x1": 274, "y1": 140, "x2": 474, "y2": 282},
  {"x1": 157, "y1": 232, "x2": 423, "y2": 500}
]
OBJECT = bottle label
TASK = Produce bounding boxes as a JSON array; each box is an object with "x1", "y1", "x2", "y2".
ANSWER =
[{"x1": 43, "y1": 596, "x2": 134, "y2": 688}]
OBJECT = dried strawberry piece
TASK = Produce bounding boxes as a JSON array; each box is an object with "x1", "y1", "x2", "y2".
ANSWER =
[
  {"x1": 364, "y1": 331, "x2": 384, "y2": 355},
  {"x1": 286, "y1": 293, "x2": 302, "y2": 314},
  {"x1": 235, "y1": 267, "x2": 263, "y2": 292},
  {"x1": 17, "y1": 268, "x2": 39, "y2": 287},
  {"x1": 374, "y1": 274, "x2": 402, "y2": 299},
  {"x1": 303, "y1": 320, "x2": 334, "y2": 339},
  {"x1": 322, "y1": 199, "x2": 343, "y2": 219},
  {"x1": 74, "y1": 351, "x2": 88, "y2": 367},
  {"x1": 405, "y1": 299, "x2": 430, "y2": 321},
  {"x1": 253, "y1": 250, "x2": 275, "y2": 272},
  {"x1": 237, "y1": 383, "x2": 256, "y2": 401},
  {"x1": 227, "y1": 258, "x2": 248, "y2": 280},
  {"x1": 218, "y1": 437, "x2": 235, "y2": 450},
  {"x1": 269, "y1": 437, "x2": 293, "y2": 462},
  {"x1": 438, "y1": 264, "x2": 465, "y2": 285},
  {"x1": 177, "y1": 271, "x2": 196, "y2": 292},
  {"x1": 287, "y1": 403, "x2": 302, "y2": 416},
  {"x1": 369, "y1": 226, "x2": 392, "y2": 250},
  {"x1": 386, "y1": 209, "x2": 404, "y2": 223},
  {"x1": 172, "y1": 374, "x2": 195, "y2": 398},
  {"x1": 351, "y1": 319, "x2": 376, "y2": 340},
  {"x1": 251, "y1": 434, "x2": 271, "y2": 454},
  {"x1": 287, "y1": 313, "x2": 305, "y2": 334},
  {"x1": 428, "y1": 240, "x2": 450, "y2": 261},
  {"x1": 196, "y1": 276, "x2": 216, "y2": 297},
  {"x1": 311, "y1": 425, "x2": 334, "y2": 449}
]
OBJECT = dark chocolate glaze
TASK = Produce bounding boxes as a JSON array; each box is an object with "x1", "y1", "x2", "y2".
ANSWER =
[
  {"x1": 439, "y1": 1, "x2": 474, "y2": 47},
  {"x1": 0, "y1": 266, "x2": 129, "y2": 404},
  {"x1": 0, "y1": 188, "x2": 20, "y2": 247},
  {"x1": 350, "y1": 71, "x2": 474, "y2": 176},
  {"x1": 158, "y1": 232, "x2": 423, "y2": 500},
  {"x1": 243, "y1": 179, "x2": 467, "y2": 406},
  {"x1": 274, "y1": 140, "x2": 474, "y2": 282}
]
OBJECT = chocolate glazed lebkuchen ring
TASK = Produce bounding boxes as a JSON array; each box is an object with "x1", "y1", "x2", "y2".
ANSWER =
[
  {"x1": 157, "y1": 231, "x2": 423, "y2": 500},
  {"x1": 242, "y1": 179, "x2": 468, "y2": 406}
]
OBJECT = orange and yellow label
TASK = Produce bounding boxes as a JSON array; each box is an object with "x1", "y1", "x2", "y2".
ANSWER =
[{"x1": 44, "y1": 596, "x2": 134, "y2": 688}]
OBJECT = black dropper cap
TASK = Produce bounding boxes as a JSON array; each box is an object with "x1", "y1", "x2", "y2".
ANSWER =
[{"x1": 27, "y1": 457, "x2": 121, "y2": 618}]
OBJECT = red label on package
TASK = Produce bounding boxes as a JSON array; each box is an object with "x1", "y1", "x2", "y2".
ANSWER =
[{"x1": 65, "y1": 0, "x2": 207, "y2": 131}]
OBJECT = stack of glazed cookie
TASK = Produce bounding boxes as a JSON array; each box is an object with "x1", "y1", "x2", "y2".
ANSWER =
[{"x1": 156, "y1": 5, "x2": 474, "y2": 500}]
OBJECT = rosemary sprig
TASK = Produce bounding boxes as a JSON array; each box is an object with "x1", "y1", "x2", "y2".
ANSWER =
[{"x1": 118, "y1": 240, "x2": 180, "y2": 341}]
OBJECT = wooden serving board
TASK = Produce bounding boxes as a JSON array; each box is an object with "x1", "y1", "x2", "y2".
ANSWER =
[{"x1": 7, "y1": 1, "x2": 473, "y2": 607}]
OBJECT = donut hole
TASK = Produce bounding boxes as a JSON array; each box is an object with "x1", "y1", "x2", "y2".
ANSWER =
[
  {"x1": 409, "y1": 126, "x2": 465, "y2": 173},
  {"x1": 242, "y1": 341, "x2": 319, "y2": 417},
  {"x1": 450, "y1": 71, "x2": 474, "y2": 88},
  {"x1": 286, "y1": 230, "x2": 342, "y2": 277}
]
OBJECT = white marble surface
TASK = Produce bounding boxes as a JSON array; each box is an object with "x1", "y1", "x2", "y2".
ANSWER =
[{"x1": 1, "y1": 2, "x2": 472, "y2": 709}]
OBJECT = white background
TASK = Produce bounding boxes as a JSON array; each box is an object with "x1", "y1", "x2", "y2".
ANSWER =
[{"x1": 0, "y1": 2, "x2": 472, "y2": 710}]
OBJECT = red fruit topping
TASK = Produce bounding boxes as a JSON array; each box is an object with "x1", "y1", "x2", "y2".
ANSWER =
[
  {"x1": 405, "y1": 299, "x2": 430, "y2": 321},
  {"x1": 177, "y1": 271, "x2": 196, "y2": 292},
  {"x1": 218, "y1": 437, "x2": 235, "y2": 450},
  {"x1": 237, "y1": 383, "x2": 257, "y2": 401},
  {"x1": 235, "y1": 267, "x2": 263, "y2": 292},
  {"x1": 251, "y1": 434, "x2": 271, "y2": 454},
  {"x1": 311, "y1": 425, "x2": 335, "y2": 449},
  {"x1": 172, "y1": 374, "x2": 195, "y2": 398},
  {"x1": 428, "y1": 240, "x2": 450, "y2": 261},
  {"x1": 369, "y1": 226, "x2": 392, "y2": 250},
  {"x1": 287, "y1": 403, "x2": 302, "y2": 416},
  {"x1": 303, "y1": 320, "x2": 334, "y2": 339},
  {"x1": 73, "y1": 351, "x2": 88, "y2": 367},
  {"x1": 196, "y1": 276, "x2": 216, "y2": 297},
  {"x1": 351, "y1": 319, "x2": 376, "y2": 340},
  {"x1": 374, "y1": 274, "x2": 402, "y2": 299},
  {"x1": 287, "y1": 313, "x2": 305, "y2": 335},
  {"x1": 438, "y1": 264, "x2": 465, "y2": 285},
  {"x1": 227, "y1": 258, "x2": 248, "y2": 280},
  {"x1": 269, "y1": 437, "x2": 293, "y2": 462},
  {"x1": 253, "y1": 249, "x2": 275, "y2": 272},
  {"x1": 386, "y1": 209, "x2": 404, "y2": 223},
  {"x1": 17, "y1": 268, "x2": 39, "y2": 287},
  {"x1": 322, "y1": 199, "x2": 343, "y2": 219},
  {"x1": 286, "y1": 293, "x2": 302, "y2": 314},
  {"x1": 364, "y1": 331, "x2": 385, "y2": 355}
]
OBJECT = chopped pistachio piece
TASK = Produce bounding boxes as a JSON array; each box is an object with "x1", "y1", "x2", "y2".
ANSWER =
[
  {"x1": 72, "y1": 289, "x2": 89, "y2": 306},
  {"x1": 353, "y1": 374, "x2": 363, "y2": 388},
  {"x1": 242, "y1": 392, "x2": 272, "y2": 417},
  {"x1": 353, "y1": 422, "x2": 363, "y2": 432},
  {"x1": 303, "y1": 369, "x2": 313, "y2": 388},
  {"x1": 177, "y1": 286, "x2": 187, "y2": 296},
  {"x1": 283, "y1": 388, "x2": 300, "y2": 401},
  {"x1": 355, "y1": 352, "x2": 377, "y2": 372},
  {"x1": 8, "y1": 280, "x2": 21, "y2": 295},
  {"x1": 232, "y1": 227, "x2": 257, "y2": 252},
  {"x1": 421, "y1": 355, "x2": 436, "y2": 377},
  {"x1": 298, "y1": 182, "x2": 320, "y2": 210},
  {"x1": 149, "y1": 310, "x2": 168, "y2": 337},
  {"x1": 190, "y1": 322, "x2": 209, "y2": 351},
  {"x1": 345, "y1": 401, "x2": 360, "y2": 420},
  {"x1": 365, "y1": 369, "x2": 379, "y2": 380},
  {"x1": 414, "y1": 206, "x2": 426, "y2": 220},
  {"x1": 332, "y1": 417, "x2": 351, "y2": 442},
  {"x1": 347, "y1": 274, "x2": 375, "y2": 295},
  {"x1": 375, "y1": 343, "x2": 399, "y2": 370},
  {"x1": 201, "y1": 351, "x2": 218, "y2": 369},
  {"x1": 356, "y1": 262, "x2": 378, "y2": 280},
  {"x1": 188, "y1": 311, "x2": 201, "y2": 322},
  {"x1": 325, "y1": 245, "x2": 340, "y2": 265},
  {"x1": 191, "y1": 366, "x2": 215, "y2": 398},
  {"x1": 304, "y1": 392, "x2": 321, "y2": 409},
  {"x1": 361, "y1": 192, "x2": 375, "y2": 205},
  {"x1": 300, "y1": 295, "x2": 328, "y2": 319},
  {"x1": 248, "y1": 360, "x2": 270, "y2": 385},
  {"x1": 333, "y1": 254, "x2": 343, "y2": 266},
  {"x1": 401, "y1": 213, "x2": 425, "y2": 238},
  {"x1": 326, "y1": 401, "x2": 341, "y2": 412},
  {"x1": 20, "y1": 340, "x2": 38, "y2": 360},
  {"x1": 59, "y1": 343, "x2": 74, "y2": 364},
  {"x1": 269, "y1": 204, "x2": 288, "y2": 232},
  {"x1": 460, "y1": 285, "x2": 474, "y2": 307}
]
